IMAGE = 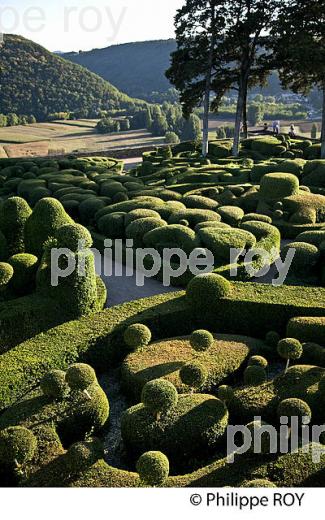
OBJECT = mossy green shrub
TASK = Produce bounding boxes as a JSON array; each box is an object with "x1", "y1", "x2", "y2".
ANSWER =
[
  {"x1": 125, "y1": 209, "x2": 162, "y2": 227},
  {"x1": 168, "y1": 209, "x2": 221, "y2": 228},
  {"x1": 95, "y1": 198, "x2": 164, "y2": 222},
  {"x1": 190, "y1": 330, "x2": 214, "y2": 352},
  {"x1": 0, "y1": 426, "x2": 37, "y2": 468},
  {"x1": 287, "y1": 317, "x2": 325, "y2": 345},
  {"x1": 242, "y1": 479, "x2": 276, "y2": 488},
  {"x1": 0, "y1": 262, "x2": 14, "y2": 288},
  {"x1": 121, "y1": 393, "x2": 228, "y2": 469},
  {"x1": 65, "y1": 363, "x2": 97, "y2": 391},
  {"x1": 295, "y1": 230, "x2": 325, "y2": 248},
  {"x1": 195, "y1": 221, "x2": 231, "y2": 232},
  {"x1": 179, "y1": 362, "x2": 208, "y2": 390},
  {"x1": 218, "y1": 206, "x2": 244, "y2": 227},
  {"x1": 198, "y1": 228, "x2": 256, "y2": 266},
  {"x1": 265, "y1": 331, "x2": 281, "y2": 348},
  {"x1": 121, "y1": 333, "x2": 259, "y2": 399},
  {"x1": 0, "y1": 197, "x2": 32, "y2": 255},
  {"x1": 126, "y1": 217, "x2": 167, "y2": 247},
  {"x1": 144, "y1": 224, "x2": 199, "y2": 255},
  {"x1": 242, "y1": 214, "x2": 272, "y2": 224},
  {"x1": 7, "y1": 253, "x2": 38, "y2": 295},
  {"x1": 248, "y1": 355, "x2": 268, "y2": 369},
  {"x1": 259, "y1": 173, "x2": 300, "y2": 201},
  {"x1": 141, "y1": 379, "x2": 178, "y2": 418},
  {"x1": 78, "y1": 199, "x2": 107, "y2": 225},
  {"x1": 56, "y1": 224, "x2": 92, "y2": 252},
  {"x1": 124, "y1": 323, "x2": 152, "y2": 351},
  {"x1": 136, "y1": 451, "x2": 169, "y2": 487},
  {"x1": 277, "y1": 398, "x2": 312, "y2": 424},
  {"x1": 40, "y1": 369, "x2": 69, "y2": 400},
  {"x1": 302, "y1": 160, "x2": 325, "y2": 187},
  {"x1": 24, "y1": 198, "x2": 72, "y2": 257},
  {"x1": 244, "y1": 365, "x2": 267, "y2": 385},
  {"x1": 155, "y1": 201, "x2": 186, "y2": 221},
  {"x1": 187, "y1": 274, "x2": 232, "y2": 315},
  {"x1": 217, "y1": 385, "x2": 234, "y2": 403},
  {"x1": 97, "y1": 212, "x2": 126, "y2": 239},
  {"x1": 277, "y1": 338, "x2": 303, "y2": 372},
  {"x1": 182, "y1": 195, "x2": 219, "y2": 211},
  {"x1": 209, "y1": 140, "x2": 233, "y2": 159},
  {"x1": 281, "y1": 242, "x2": 320, "y2": 278},
  {"x1": 65, "y1": 439, "x2": 103, "y2": 475},
  {"x1": 0, "y1": 380, "x2": 109, "y2": 446}
]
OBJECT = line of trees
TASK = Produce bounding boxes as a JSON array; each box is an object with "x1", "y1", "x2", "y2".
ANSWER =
[
  {"x1": 167, "y1": 0, "x2": 325, "y2": 158},
  {"x1": 0, "y1": 113, "x2": 37, "y2": 128}
]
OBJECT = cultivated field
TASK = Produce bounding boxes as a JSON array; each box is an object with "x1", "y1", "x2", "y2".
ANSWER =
[{"x1": 0, "y1": 120, "x2": 165, "y2": 158}]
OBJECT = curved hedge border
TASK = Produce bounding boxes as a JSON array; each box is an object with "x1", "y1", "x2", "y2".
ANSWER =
[{"x1": 1, "y1": 280, "x2": 325, "y2": 412}]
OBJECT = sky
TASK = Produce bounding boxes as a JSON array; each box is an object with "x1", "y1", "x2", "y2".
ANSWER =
[{"x1": 0, "y1": 0, "x2": 184, "y2": 52}]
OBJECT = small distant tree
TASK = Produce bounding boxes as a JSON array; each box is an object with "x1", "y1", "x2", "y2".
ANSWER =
[
  {"x1": 96, "y1": 117, "x2": 120, "y2": 134},
  {"x1": 311, "y1": 123, "x2": 318, "y2": 139},
  {"x1": 248, "y1": 103, "x2": 264, "y2": 126},
  {"x1": 165, "y1": 131, "x2": 180, "y2": 144},
  {"x1": 181, "y1": 114, "x2": 201, "y2": 141},
  {"x1": 0, "y1": 114, "x2": 7, "y2": 127},
  {"x1": 19, "y1": 115, "x2": 28, "y2": 125},
  {"x1": 216, "y1": 126, "x2": 226, "y2": 139},
  {"x1": 151, "y1": 114, "x2": 169, "y2": 136},
  {"x1": 6, "y1": 113, "x2": 19, "y2": 126},
  {"x1": 119, "y1": 118, "x2": 130, "y2": 131},
  {"x1": 27, "y1": 115, "x2": 37, "y2": 124}
]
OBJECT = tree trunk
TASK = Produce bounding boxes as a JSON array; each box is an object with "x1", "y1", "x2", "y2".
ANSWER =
[
  {"x1": 232, "y1": 81, "x2": 245, "y2": 156},
  {"x1": 202, "y1": 2, "x2": 216, "y2": 157},
  {"x1": 321, "y1": 81, "x2": 325, "y2": 159},
  {"x1": 202, "y1": 83, "x2": 210, "y2": 157},
  {"x1": 242, "y1": 83, "x2": 248, "y2": 139}
]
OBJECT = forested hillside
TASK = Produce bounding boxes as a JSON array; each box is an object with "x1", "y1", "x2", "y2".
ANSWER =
[
  {"x1": 64, "y1": 40, "x2": 177, "y2": 101},
  {"x1": 0, "y1": 34, "x2": 143, "y2": 120}
]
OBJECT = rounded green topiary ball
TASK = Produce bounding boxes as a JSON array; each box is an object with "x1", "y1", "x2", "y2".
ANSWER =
[
  {"x1": 244, "y1": 365, "x2": 267, "y2": 386},
  {"x1": 65, "y1": 440, "x2": 102, "y2": 474},
  {"x1": 246, "y1": 419, "x2": 272, "y2": 454},
  {"x1": 248, "y1": 355, "x2": 268, "y2": 369},
  {"x1": 0, "y1": 262, "x2": 14, "y2": 287},
  {"x1": 40, "y1": 369, "x2": 69, "y2": 399},
  {"x1": 277, "y1": 398, "x2": 312, "y2": 422},
  {"x1": 124, "y1": 323, "x2": 152, "y2": 350},
  {"x1": 65, "y1": 363, "x2": 97, "y2": 391},
  {"x1": 190, "y1": 329, "x2": 214, "y2": 352},
  {"x1": 242, "y1": 479, "x2": 276, "y2": 488},
  {"x1": 136, "y1": 451, "x2": 169, "y2": 486},
  {"x1": 277, "y1": 338, "x2": 303, "y2": 360},
  {"x1": 265, "y1": 330, "x2": 281, "y2": 348},
  {"x1": 55, "y1": 223, "x2": 93, "y2": 252},
  {"x1": 141, "y1": 379, "x2": 178, "y2": 416},
  {"x1": 0, "y1": 426, "x2": 37, "y2": 467},
  {"x1": 180, "y1": 362, "x2": 208, "y2": 389},
  {"x1": 217, "y1": 385, "x2": 234, "y2": 403},
  {"x1": 186, "y1": 273, "x2": 232, "y2": 312},
  {"x1": 8, "y1": 253, "x2": 38, "y2": 294}
]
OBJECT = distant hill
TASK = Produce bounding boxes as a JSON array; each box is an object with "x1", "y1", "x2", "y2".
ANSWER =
[
  {"x1": 0, "y1": 34, "x2": 143, "y2": 120},
  {"x1": 64, "y1": 39, "x2": 177, "y2": 101}
]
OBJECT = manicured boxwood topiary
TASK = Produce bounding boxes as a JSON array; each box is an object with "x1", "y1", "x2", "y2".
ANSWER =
[
  {"x1": 0, "y1": 197, "x2": 32, "y2": 255},
  {"x1": 277, "y1": 398, "x2": 312, "y2": 424},
  {"x1": 277, "y1": 338, "x2": 303, "y2": 373},
  {"x1": 241, "y1": 214, "x2": 272, "y2": 224},
  {"x1": 55, "y1": 223, "x2": 92, "y2": 252},
  {"x1": 141, "y1": 379, "x2": 178, "y2": 419},
  {"x1": 198, "y1": 227, "x2": 256, "y2": 265},
  {"x1": 65, "y1": 363, "x2": 97, "y2": 391},
  {"x1": 218, "y1": 206, "x2": 244, "y2": 227},
  {"x1": 7, "y1": 253, "x2": 38, "y2": 295},
  {"x1": 41, "y1": 369, "x2": 69, "y2": 400},
  {"x1": 244, "y1": 365, "x2": 267, "y2": 386},
  {"x1": 24, "y1": 198, "x2": 72, "y2": 257},
  {"x1": 0, "y1": 426, "x2": 37, "y2": 468},
  {"x1": 190, "y1": 330, "x2": 214, "y2": 352},
  {"x1": 125, "y1": 209, "x2": 162, "y2": 227},
  {"x1": 97, "y1": 212, "x2": 126, "y2": 239},
  {"x1": 281, "y1": 242, "x2": 320, "y2": 277},
  {"x1": 0, "y1": 262, "x2": 14, "y2": 288},
  {"x1": 259, "y1": 173, "x2": 300, "y2": 201},
  {"x1": 78, "y1": 198, "x2": 107, "y2": 225},
  {"x1": 126, "y1": 217, "x2": 167, "y2": 247},
  {"x1": 242, "y1": 479, "x2": 276, "y2": 488},
  {"x1": 265, "y1": 331, "x2": 281, "y2": 348},
  {"x1": 217, "y1": 385, "x2": 234, "y2": 404},
  {"x1": 186, "y1": 274, "x2": 232, "y2": 315},
  {"x1": 136, "y1": 451, "x2": 169, "y2": 487},
  {"x1": 124, "y1": 324, "x2": 152, "y2": 351},
  {"x1": 179, "y1": 362, "x2": 208, "y2": 391},
  {"x1": 248, "y1": 356, "x2": 268, "y2": 369},
  {"x1": 65, "y1": 439, "x2": 103, "y2": 475},
  {"x1": 0, "y1": 230, "x2": 8, "y2": 261},
  {"x1": 121, "y1": 393, "x2": 228, "y2": 469},
  {"x1": 143, "y1": 224, "x2": 199, "y2": 255}
]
